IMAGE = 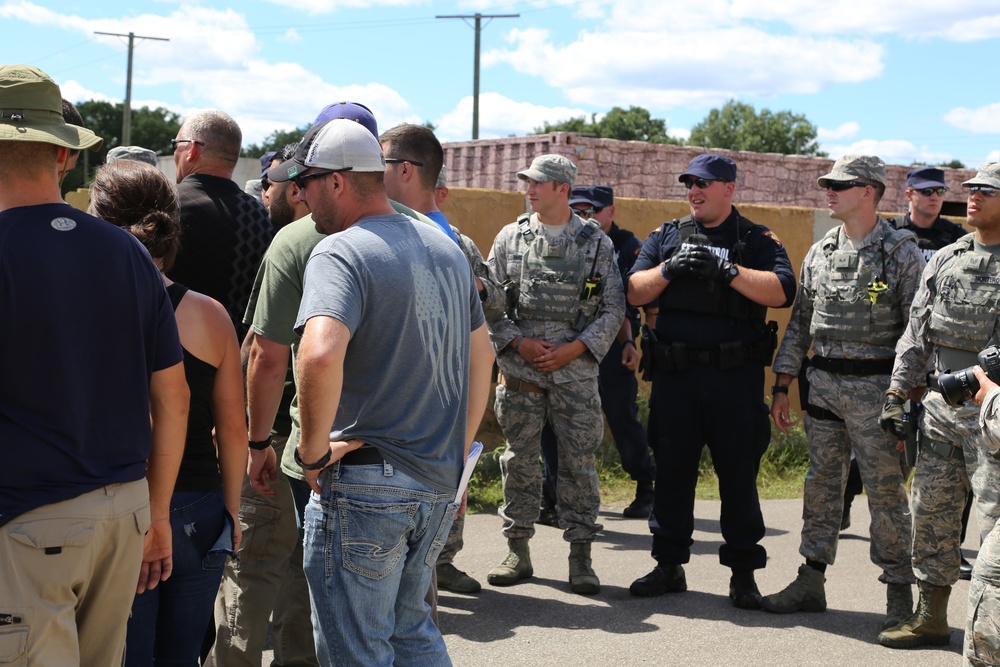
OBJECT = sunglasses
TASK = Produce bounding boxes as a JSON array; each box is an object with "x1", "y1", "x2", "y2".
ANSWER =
[
  {"x1": 385, "y1": 158, "x2": 425, "y2": 167},
  {"x1": 827, "y1": 181, "x2": 871, "y2": 192},
  {"x1": 170, "y1": 138, "x2": 204, "y2": 152},
  {"x1": 914, "y1": 187, "x2": 947, "y2": 197},
  {"x1": 969, "y1": 186, "x2": 1000, "y2": 198},
  {"x1": 682, "y1": 178, "x2": 718, "y2": 190},
  {"x1": 573, "y1": 207, "x2": 595, "y2": 218},
  {"x1": 291, "y1": 167, "x2": 353, "y2": 190}
]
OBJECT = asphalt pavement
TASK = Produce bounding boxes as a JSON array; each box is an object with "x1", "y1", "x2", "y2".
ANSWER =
[{"x1": 266, "y1": 497, "x2": 978, "y2": 666}]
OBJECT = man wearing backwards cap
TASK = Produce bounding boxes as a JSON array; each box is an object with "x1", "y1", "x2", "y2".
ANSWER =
[
  {"x1": 627, "y1": 153, "x2": 795, "y2": 609},
  {"x1": 877, "y1": 162, "x2": 1000, "y2": 649},
  {"x1": 276, "y1": 118, "x2": 493, "y2": 666},
  {"x1": 894, "y1": 166, "x2": 967, "y2": 260},
  {"x1": 485, "y1": 154, "x2": 624, "y2": 595},
  {"x1": 765, "y1": 155, "x2": 923, "y2": 635},
  {"x1": 0, "y1": 64, "x2": 189, "y2": 666}
]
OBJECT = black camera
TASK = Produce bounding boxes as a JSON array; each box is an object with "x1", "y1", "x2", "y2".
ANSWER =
[{"x1": 937, "y1": 345, "x2": 1000, "y2": 407}]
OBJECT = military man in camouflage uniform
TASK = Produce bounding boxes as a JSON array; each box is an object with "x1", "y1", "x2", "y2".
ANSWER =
[
  {"x1": 485, "y1": 154, "x2": 624, "y2": 595},
  {"x1": 763, "y1": 155, "x2": 924, "y2": 634},
  {"x1": 965, "y1": 364, "x2": 1000, "y2": 666},
  {"x1": 877, "y1": 163, "x2": 1000, "y2": 649}
]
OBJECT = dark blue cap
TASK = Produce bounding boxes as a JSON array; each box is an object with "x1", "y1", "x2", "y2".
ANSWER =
[
  {"x1": 259, "y1": 151, "x2": 277, "y2": 177},
  {"x1": 568, "y1": 185, "x2": 596, "y2": 207},
  {"x1": 907, "y1": 167, "x2": 946, "y2": 190},
  {"x1": 679, "y1": 154, "x2": 737, "y2": 183},
  {"x1": 313, "y1": 101, "x2": 378, "y2": 138},
  {"x1": 591, "y1": 185, "x2": 614, "y2": 208}
]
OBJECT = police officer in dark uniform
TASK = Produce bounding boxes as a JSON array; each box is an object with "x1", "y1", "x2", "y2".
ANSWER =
[
  {"x1": 895, "y1": 166, "x2": 967, "y2": 258},
  {"x1": 540, "y1": 185, "x2": 657, "y2": 520},
  {"x1": 626, "y1": 154, "x2": 796, "y2": 608}
]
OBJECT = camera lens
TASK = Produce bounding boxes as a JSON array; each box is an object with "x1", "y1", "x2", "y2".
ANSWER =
[{"x1": 937, "y1": 368, "x2": 979, "y2": 407}]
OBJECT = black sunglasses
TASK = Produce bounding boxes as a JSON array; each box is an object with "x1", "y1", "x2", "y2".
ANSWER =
[
  {"x1": 291, "y1": 167, "x2": 353, "y2": 190},
  {"x1": 385, "y1": 158, "x2": 425, "y2": 167},
  {"x1": 170, "y1": 138, "x2": 205, "y2": 151},
  {"x1": 969, "y1": 185, "x2": 1000, "y2": 198},
  {"x1": 914, "y1": 187, "x2": 947, "y2": 197},
  {"x1": 828, "y1": 181, "x2": 871, "y2": 192},
  {"x1": 682, "y1": 178, "x2": 719, "y2": 190},
  {"x1": 573, "y1": 207, "x2": 595, "y2": 218}
]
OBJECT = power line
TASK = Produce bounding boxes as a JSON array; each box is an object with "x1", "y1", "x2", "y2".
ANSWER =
[{"x1": 94, "y1": 31, "x2": 170, "y2": 146}]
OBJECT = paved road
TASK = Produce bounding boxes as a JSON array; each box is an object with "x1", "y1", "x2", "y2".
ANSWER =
[{"x1": 267, "y1": 498, "x2": 978, "y2": 666}]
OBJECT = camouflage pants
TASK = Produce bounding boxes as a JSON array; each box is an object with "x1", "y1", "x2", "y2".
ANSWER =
[
  {"x1": 912, "y1": 390, "x2": 1000, "y2": 586},
  {"x1": 800, "y1": 367, "x2": 913, "y2": 584},
  {"x1": 437, "y1": 510, "x2": 465, "y2": 565},
  {"x1": 964, "y1": 519, "x2": 1000, "y2": 666},
  {"x1": 495, "y1": 377, "x2": 603, "y2": 543}
]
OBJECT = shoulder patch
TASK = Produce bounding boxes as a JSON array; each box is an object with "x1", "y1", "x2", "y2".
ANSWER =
[{"x1": 763, "y1": 229, "x2": 783, "y2": 248}]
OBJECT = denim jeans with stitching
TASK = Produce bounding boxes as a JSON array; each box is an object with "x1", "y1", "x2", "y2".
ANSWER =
[{"x1": 303, "y1": 460, "x2": 458, "y2": 667}]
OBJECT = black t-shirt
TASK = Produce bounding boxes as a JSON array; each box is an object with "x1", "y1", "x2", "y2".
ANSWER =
[{"x1": 898, "y1": 213, "x2": 968, "y2": 258}]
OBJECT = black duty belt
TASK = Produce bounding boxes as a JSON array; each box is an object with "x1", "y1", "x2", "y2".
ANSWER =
[
  {"x1": 652, "y1": 339, "x2": 773, "y2": 373},
  {"x1": 922, "y1": 439, "x2": 964, "y2": 461},
  {"x1": 810, "y1": 356, "x2": 894, "y2": 376},
  {"x1": 341, "y1": 446, "x2": 385, "y2": 466},
  {"x1": 804, "y1": 404, "x2": 845, "y2": 422}
]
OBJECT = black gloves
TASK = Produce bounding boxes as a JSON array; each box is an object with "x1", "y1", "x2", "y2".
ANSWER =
[
  {"x1": 662, "y1": 246, "x2": 737, "y2": 284},
  {"x1": 879, "y1": 395, "x2": 906, "y2": 438}
]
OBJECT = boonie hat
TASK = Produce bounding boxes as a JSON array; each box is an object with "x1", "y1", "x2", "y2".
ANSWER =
[
  {"x1": 269, "y1": 119, "x2": 386, "y2": 183},
  {"x1": 0, "y1": 64, "x2": 102, "y2": 151},
  {"x1": 568, "y1": 185, "x2": 596, "y2": 207},
  {"x1": 679, "y1": 154, "x2": 737, "y2": 183},
  {"x1": 517, "y1": 154, "x2": 577, "y2": 187},
  {"x1": 106, "y1": 145, "x2": 158, "y2": 166},
  {"x1": 590, "y1": 185, "x2": 614, "y2": 208},
  {"x1": 818, "y1": 155, "x2": 886, "y2": 188},
  {"x1": 906, "y1": 167, "x2": 946, "y2": 190},
  {"x1": 962, "y1": 162, "x2": 1000, "y2": 190},
  {"x1": 313, "y1": 101, "x2": 378, "y2": 138}
]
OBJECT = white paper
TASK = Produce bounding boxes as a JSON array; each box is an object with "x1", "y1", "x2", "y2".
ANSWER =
[{"x1": 455, "y1": 441, "x2": 484, "y2": 502}]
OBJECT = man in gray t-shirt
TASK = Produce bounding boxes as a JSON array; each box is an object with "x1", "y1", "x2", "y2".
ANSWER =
[{"x1": 269, "y1": 118, "x2": 493, "y2": 667}]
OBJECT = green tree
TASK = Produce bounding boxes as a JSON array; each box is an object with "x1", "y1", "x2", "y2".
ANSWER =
[
  {"x1": 938, "y1": 159, "x2": 965, "y2": 169},
  {"x1": 62, "y1": 100, "x2": 182, "y2": 193},
  {"x1": 242, "y1": 126, "x2": 309, "y2": 159},
  {"x1": 688, "y1": 100, "x2": 826, "y2": 157},
  {"x1": 535, "y1": 106, "x2": 683, "y2": 144}
]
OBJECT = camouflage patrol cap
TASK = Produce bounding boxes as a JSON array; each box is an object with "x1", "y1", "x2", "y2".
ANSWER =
[
  {"x1": 106, "y1": 145, "x2": 158, "y2": 166},
  {"x1": 817, "y1": 154, "x2": 886, "y2": 188},
  {"x1": 962, "y1": 162, "x2": 1000, "y2": 190},
  {"x1": 517, "y1": 154, "x2": 577, "y2": 187}
]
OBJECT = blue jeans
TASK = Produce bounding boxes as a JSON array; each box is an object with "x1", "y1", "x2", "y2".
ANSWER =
[
  {"x1": 126, "y1": 491, "x2": 234, "y2": 667},
  {"x1": 303, "y1": 461, "x2": 458, "y2": 667}
]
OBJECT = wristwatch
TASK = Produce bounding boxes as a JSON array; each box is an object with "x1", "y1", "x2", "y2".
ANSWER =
[
  {"x1": 294, "y1": 446, "x2": 332, "y2": 471},
  {"x1": 770, "y1": 385, "x2": 789, "y2": 396},
  {"x1": 723, "y1": 262, "x2": 740, "y2": 285}
]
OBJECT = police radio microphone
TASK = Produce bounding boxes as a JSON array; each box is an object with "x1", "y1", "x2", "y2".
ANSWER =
[{"x1": 687, "y1": 233, "x2": 711, "y2": 246}]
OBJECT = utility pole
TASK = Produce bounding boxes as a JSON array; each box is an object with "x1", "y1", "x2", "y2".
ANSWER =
[
  {"x1": 94, "y1": 31, "x2": 169, "y2": 146},
  {"x1": 436, "y1": 13, "x2": 518, "y2": 140}
]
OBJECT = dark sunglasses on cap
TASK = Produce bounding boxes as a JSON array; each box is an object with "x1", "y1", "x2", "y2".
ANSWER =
[
  {"x1": 682, "y1": 178, "x2": 720, "y2": 190},
  {"x1": 914, "y1": 187, "x2": 947, "y2": 197},
  {"x1": 827, "y1": 181, "x2": 871, "y2": 192},
  {"x1": 969, "y1": 185, "x2": 1000, "y2": 198},
  {"x1": 291, "y1": 167, "x2": 353, "y2": 190}
]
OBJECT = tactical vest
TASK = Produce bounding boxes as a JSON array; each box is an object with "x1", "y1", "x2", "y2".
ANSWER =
[
  {"x1": 926, "y1": 235, "x2": 1000, "y2": 352},
  {"x1": 513, "y1": 214, "x2": 602, "y2": 326},
  {"x1": 808, "y1": 224, "x2": 915, "y2": 344},
  {"x1": 658, "y1": 215, "x2": 765, "y2": 322}
]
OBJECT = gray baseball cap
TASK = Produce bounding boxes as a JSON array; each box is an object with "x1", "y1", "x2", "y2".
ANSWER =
[
  {"x1": 106, "y1": 145, "x2": 158, "y2": 166},
  {"x1": 818, "y1": 154, "x2": 886, "y2": 188},
  {"x1": 517, "y1": 154, "x2": 577, "y2": 187},
  {"x1": 962, "y1": 162, "x2": 1000, "y2": 189}
]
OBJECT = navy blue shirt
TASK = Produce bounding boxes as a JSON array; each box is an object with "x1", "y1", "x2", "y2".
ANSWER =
[
  {"x1": 629, "y1": 207, "x2": 796, "y2": 348},
  {"x1": 0, "y1": 204, "x2": 183, "y2": 527},
  {"x1": 606, "y1": 221, "x2": 644, "y2": 331}
]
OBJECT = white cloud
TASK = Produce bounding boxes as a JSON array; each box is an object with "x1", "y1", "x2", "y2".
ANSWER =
[
  {"x1": 260, "y1": 0, "x2": 424, "y2": 14},
  {"x1": 987, "y1": 150, "x2": 1000, "y2": 162},
  {"x1": 823, "y1": 138, "x2": 952, "y2": 167},
  {"x1": 282, "y1": 28, "x2": 303, "y2": 43},
  {"x1": 433, "y1": 93, "x2": 589, "y2": 142},
  {"x1": 484, "y1": 26, "x2": 885, "y2": 109},
  {"x1": 59, "y1": 80, "x2": 115, "y2": 105},
  {"x1": 667, "y1": 127, "x2": 690, "y2": 141},
  {"x1": 818, "y1": 122, "x2": 860, "y2": 142},
  {"x1": 943, "y1": 103, "x2": 1000, "y2": 134}
]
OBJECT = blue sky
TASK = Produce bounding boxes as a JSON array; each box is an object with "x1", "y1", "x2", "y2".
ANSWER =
[{"x1": 5, "y1": 0, "x2": 1000, "y2": 167}]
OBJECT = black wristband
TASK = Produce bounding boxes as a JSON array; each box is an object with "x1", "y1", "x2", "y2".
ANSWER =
[
  {"x1": 294, "y1": 447, "x2": 332, "y2": 471},
  {"x1": 248, "y1": 437, "x2": 272, "y2": 451},
  {"x1": 770, "y1": 385, "x2": 789, "y2": 396},
  {"x1": 623, "y1": 340, "x2": 636, "y2": 348}
]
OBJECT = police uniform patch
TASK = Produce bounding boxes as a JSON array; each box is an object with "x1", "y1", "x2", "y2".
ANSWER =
[{"x1": 763, "y1": 230, "x2": 783, "y2": 247}]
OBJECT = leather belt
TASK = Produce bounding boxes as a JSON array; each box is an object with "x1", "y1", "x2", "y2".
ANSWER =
[
  {"x1": 810, "y1": 356, "x2": 894, "y2": 376},
  {"x1": 498, "y1": 372, "x2": 546, "y2": 394},
  {"x1": 340, "y1": 446, "x2": 385, "y2": 466}
]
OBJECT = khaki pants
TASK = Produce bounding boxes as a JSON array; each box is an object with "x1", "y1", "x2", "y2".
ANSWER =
[{"x1": 0, "y1": 479, "x2": 149, "y2": 666}]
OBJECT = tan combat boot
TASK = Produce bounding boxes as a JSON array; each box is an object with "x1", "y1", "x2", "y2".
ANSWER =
[
  {"x1": 487, "y1": 537, "x2": 533, "y2": 586},
  {"x1": 878, "y1": 580, "x2": 951, "y2": 648},
  {"x1": 568, "y1": 541, "x2": 600, "y2": 595},
  {"x1": 883, "y1": 582, "x2": 913, "y2": 631}
]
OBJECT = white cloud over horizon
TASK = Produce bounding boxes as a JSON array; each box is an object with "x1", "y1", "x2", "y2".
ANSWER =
[
  {"x1": 434, "y1": 92, "x2": 589, "y2": 142},
  {"x1": 944, "y1": 102, "x2": 1000, "y2": 134},
  {"x1": 823, "y1": 138, "x2": 952, "y2": 167}
]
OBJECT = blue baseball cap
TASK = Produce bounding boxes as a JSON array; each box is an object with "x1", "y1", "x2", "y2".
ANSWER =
[
  {"x1": 907, "y1": 167, "x2": 946, "y2": 190},
  {"x1": 259, "y1": 150, "x2": 277, "y2": 177},
  {"x1": 591, "y1": 185, "x2": 614, "y2": 208},
  {"x1": 568, "y1": 186, "x2": 596, "y2": 207},
  {"x1": 679, "y1": 154, "x2": 737, "y2": 183},
  {"x1": 313, "y1": 101, "x2": 378, "y2": 138}
]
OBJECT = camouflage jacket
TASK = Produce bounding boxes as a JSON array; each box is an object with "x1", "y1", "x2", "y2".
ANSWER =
[
  {"x1": 773, "y1": 218, "x2": 925, "y2": 376},
  {"x1": 981, "y1": 387, "x2": 1000, "y2": 459},
  {"x1": 486, "y1": 212, "x2": 624, "y2": 384}
]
